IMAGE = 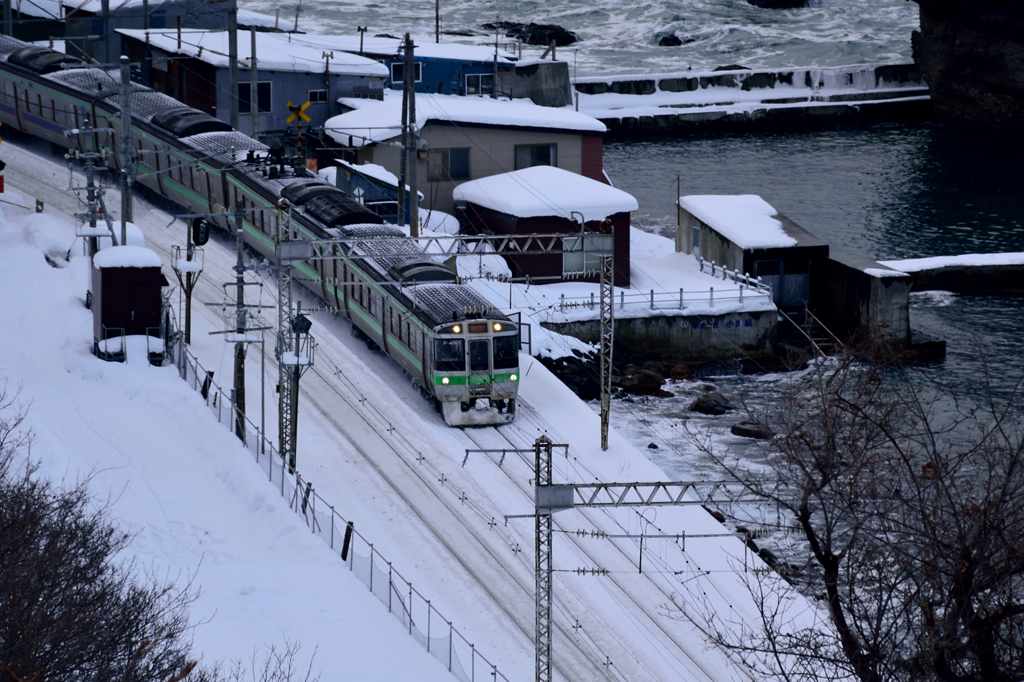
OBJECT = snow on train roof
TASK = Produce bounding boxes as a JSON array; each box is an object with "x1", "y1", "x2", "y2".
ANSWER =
[
  {"x1": 407, "y1": 283, "x2": 508, "y2": 327},
  {"x1": 678, "y1": 194, "x2": 797, "y2": 250},
  {"x1": 115, "y1": 29, "x2": 389, "y2": 78},
  {"x1": 181, "y1": 131, "x2": 269, "y2": 163},
  {"x1": 453, "y1": 166, "x2": 637, "y2": 221},
  {"x1": 325, "y1": 93, "x2": 606, "y2": 148}
]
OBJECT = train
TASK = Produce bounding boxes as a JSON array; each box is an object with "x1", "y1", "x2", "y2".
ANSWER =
[{"x1": 0, "y1": 35, "x2": 519, "y2": 426}]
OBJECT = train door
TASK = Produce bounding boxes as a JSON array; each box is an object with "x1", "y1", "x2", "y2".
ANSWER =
[{"x1": 468, "y1": 339, "x2": 490, "y2": 390}]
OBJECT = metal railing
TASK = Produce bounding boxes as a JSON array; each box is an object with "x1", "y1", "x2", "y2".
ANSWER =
[
  {"x1": 166, "y1": 338, "x2": 510, "y2": 682},
  {"x1": 555, "y1": 284, "x2": 771, "y2": 316}
]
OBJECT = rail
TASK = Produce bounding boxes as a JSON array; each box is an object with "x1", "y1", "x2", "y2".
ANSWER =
[
  {"x1": 166, "y1": 338, "x2": 510, "y2": 682},
  {"x1": 553, "y1": 284, "x2": 772, "y2": 317}
]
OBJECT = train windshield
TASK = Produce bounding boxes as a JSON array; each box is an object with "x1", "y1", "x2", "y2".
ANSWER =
[
  {"x1": 434, "y1": 339, "x2": 465, "y2": 371},
  {"x1": 470, "y1": 341, "x2": 489, "y2": 372},
  {"x1": 493, "y1": 335, "x2": 518, "y2": 369}
]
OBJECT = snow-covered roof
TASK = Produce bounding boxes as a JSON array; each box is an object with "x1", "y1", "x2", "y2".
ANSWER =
[
  {"x1": 679, "y1": 195, "x2": 797, "y2": 250},
  {"x1": 15, "y1": 0, "x2": 61, "y2": 19},
  {"x1": 453, "y1": 166, "x2": 637, "y2": 221},
  {"x1": 337, "y1": 159, "x2": 400, "y2": 189},
  {"x1": 115, "y1": 29, "x2": 389, "y2": 78},
  {"x1": 62, "y1": 0, "x2": 282, "y2": 27},
  {"x1": 93, "y1": 245, "x2": 162, "y2": 268},
  {"x1": 880, "y1": 252, "x2": 1024, "y2": 273},
  {"x1": 284, "y1": 33, "x2": 516, "y2": 64},
  {"x1": 325, "y1": 93, "x2": 606, "y2": 147}
]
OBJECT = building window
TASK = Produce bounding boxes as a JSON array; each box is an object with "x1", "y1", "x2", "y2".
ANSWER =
[
  {"x1": 515, "y1": 144, "x2": 557, "y2": 170},
  {"x1": 563, "y1": 233, "x2": 613, "y2": 275},
  {"x1": 465, "y1": 73, "x2": 494, "y2": 96},
  {"x1": 391, "y1": 62, "x2": 423, "y2": 84},
  {"x1": 309, "y1": 89, "x2": 328, "y2": 103},
  {"x1": 238, "y1": 81, "x2": 272, "y2": 114},
  {"x1": 428, "y1": 148, "x2": 471, "y2": 181}
]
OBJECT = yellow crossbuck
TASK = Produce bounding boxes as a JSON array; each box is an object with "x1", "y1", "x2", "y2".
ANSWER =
[{"x1": 286, "y1": 101, "x2": 311, "y2": 124}]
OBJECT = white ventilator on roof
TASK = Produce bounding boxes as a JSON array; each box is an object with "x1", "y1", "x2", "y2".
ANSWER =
[
  {"x1": 678, "y1": 194, "x2": 798, "y2": 249},
  {"x1": 453, "y1": 166, "x2": 638, "y2": 222},
  {"x1": 324, "y1": 93, "x2": 606, "y2": 147},
  {"x1": 92, "y1": 245, "x2": 163, "y2": 269},
  {"x1": 115, "y1": 29, "x2": 389, "y2": 77}
]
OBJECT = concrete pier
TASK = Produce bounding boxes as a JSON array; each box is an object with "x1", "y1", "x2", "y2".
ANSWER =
[{"x1": 575, "y1": 63, "x2": 931, "y2": 136}]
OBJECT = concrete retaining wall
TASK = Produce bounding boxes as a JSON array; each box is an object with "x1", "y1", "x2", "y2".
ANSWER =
[
  {"x1": 542, "y1": 309, "x2": 776, "y2": 363},
  {"x1": 814, "y1": 250, "x2": 912, "y2": 343}
]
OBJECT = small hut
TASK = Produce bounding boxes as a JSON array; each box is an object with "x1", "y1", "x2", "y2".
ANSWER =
[
  {"x1": 92, "y1": 246, "x2": 168, "y2": 363},
  {"x1": 454, "y1": 166, "x2": 637, "y2": 286}
]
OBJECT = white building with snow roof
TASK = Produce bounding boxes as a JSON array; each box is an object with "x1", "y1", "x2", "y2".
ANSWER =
[{"x1": 324, "y1": 93, "x2": 607, "y2": 214}]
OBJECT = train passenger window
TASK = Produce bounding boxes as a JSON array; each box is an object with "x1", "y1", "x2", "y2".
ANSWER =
[
  {"x1": 492, "y1": 336, "x2": 518, "y2": 369},
  {"x1": 469, "y1": 340, "x2": 489, "y2": 372},
  {"x1": 434, "y1": 339, "x2": 465, "y2": 372}
]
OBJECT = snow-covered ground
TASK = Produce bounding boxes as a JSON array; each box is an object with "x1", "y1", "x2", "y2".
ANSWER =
[{"x1": 0, "y1": 134, "x2": 822, "y2": 681}]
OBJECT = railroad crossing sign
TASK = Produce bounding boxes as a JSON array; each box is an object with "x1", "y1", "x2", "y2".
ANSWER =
[
  {"x1": 286, "y1": 101, "x2": 311, "y2": 124},
  {"x1": 352, "y1": 186, "x2": 364, "y2": 205}
]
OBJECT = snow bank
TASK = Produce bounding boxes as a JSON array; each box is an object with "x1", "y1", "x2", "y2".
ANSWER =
[
  {"x1": 453, "y1": 166, "x2": 638, "y2": 221},
  {"x1": 679, "y1": 195, "x2": 797, "y2": 249}
]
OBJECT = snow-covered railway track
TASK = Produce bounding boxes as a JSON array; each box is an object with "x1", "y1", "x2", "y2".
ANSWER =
[{"x1": 457, "y1": 421, "x2": 739, "y2": 682}]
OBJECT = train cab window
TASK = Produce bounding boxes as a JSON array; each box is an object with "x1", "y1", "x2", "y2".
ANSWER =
[
  {"x1": 469, "y1": 340, "x2": 489, "y2": 372},
  {"x1": 435, "y1": 339, "x2": 465, "y2": 371},
  {"x1": 493, "y1": 336, "x2": 518, "y2": 369}
]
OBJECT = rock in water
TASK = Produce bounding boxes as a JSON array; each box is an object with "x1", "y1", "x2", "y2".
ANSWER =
[
  {"x1": 731, "y1": 421, "x2": 773, "y2": 439},
  {"x1": 619, "y1": 369, "x2": 666, "y2": 396},
  {"x1": 658, "y1": 35, "x2": 683, "y2": 47},
  {"x1": 746, "y1": 0, "x2": 811, "y2": 7},
  {"x1": 912, "y1": 0, "x2": 1024, "y2": 130},
  {"x1": 482, "y1": 21, "x2": 580, "y2": 46},
  {"x1": 689, "y1": 392, "x2": 735, "y2": 415}
]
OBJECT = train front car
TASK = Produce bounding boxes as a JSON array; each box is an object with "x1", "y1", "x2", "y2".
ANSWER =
[{"x1": 432, "y1": 317, "x2": 519, "y2": 426}]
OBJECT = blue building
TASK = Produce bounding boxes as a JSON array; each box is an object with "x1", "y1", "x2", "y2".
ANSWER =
[{"x1": 282, "y1": 34, "x2": 517, "y2": 97}]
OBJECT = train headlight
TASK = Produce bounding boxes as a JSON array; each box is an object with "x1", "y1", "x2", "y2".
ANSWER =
[
  {"x1": 442, "y1": 377, "x2": 450, "y2": 385},
  {"x1": 510, "y1": 374, "x2": 518, "y2": 382},
  {"x1": 452, "y1": 325, "x2": 461, "y2": 334},
  {"x1": 493, "y1": 323, "x2": 502, "y2": 331}
]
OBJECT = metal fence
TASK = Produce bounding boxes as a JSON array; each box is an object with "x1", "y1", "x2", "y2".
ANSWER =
[{"x1": 167, "y1": 339, "x2": 510, "y2": 682}]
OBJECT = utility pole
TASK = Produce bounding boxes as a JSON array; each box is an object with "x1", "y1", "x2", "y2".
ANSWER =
[
  {"x1": 397, "y1": 35, "x2": 408, "y2": 228},
  {"x1": 403, "y1": 33, "x2": 418, "y2": 235},
  {"x1": 599, "y1": 239, "x2": 614, "y2": 451},
  {"x1": 322, "y1": 51, "x2": 333, "y2": 119},
  {"x1": 228, "y1": 0, "x2": 239, "y2": 130},
  {"x1": 101, "y1": 0, "x2": 110, "y2": 63},
  {"x1": 119, "y1": 55, "x2": 134, "y2": 246},
  {"x1": 250, "y1": 27, "x2": 258, "y2": 137},
  {"x1": 534, "y1": 435, "x2": 555, "y2": 682},
  {"x1": 274, "y1": 200, "x2": 313, "y2": 472},
  {"x1": 435, "y1": 0, "x2": 440, "y2": 43},
  {"x1": 232, "y1": 207, "x2": 247, "y2": 441},
  {"x1": 357, "y1": 26, "x2": 366, "y2": 55},
  {"x1": 3, "y1": 0, "x2": 10, "y2": 37}
]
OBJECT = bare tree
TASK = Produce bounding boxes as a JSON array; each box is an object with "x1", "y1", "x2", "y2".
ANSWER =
[{"x1": 685, "y1": 351, "x2": 1024, "y2": 682}]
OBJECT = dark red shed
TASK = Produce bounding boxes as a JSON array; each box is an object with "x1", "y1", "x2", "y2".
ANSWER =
[
  {"x1": 92, "y1": 246, "x2": 168, "y2": 357},
  {"x1": 452, "y1": 166, "x2": 637, "y2": 287}
]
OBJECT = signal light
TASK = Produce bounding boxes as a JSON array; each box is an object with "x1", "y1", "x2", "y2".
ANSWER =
[
  {"x1": 493, "y1": 323, "x2": 502, "y2": 331},
  {"x1": 452, "y1": 325, "x2": 461, "y2": 334}
]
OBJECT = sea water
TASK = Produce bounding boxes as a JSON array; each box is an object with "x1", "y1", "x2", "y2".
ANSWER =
[{"x1": 244, "y1": 0, "x2": 919, "y2": 76}]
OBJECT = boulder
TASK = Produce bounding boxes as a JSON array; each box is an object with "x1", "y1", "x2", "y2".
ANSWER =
[
  {"x1": 669, "y1": 364, "x2": 691, "y2": 380},
  {"x1": 746, "y1": 0, "x2": 811, "y2": 7},
  {"x1": 482, "y1": 21, "x2": 580, "y2": 46},
  {"x1": 658, "y1": 35, "x2": 683, "y2": 47},
  {"x1": 647, "y1": 442, "x2": 659, "y2": 450},
  {"x1": 731, "y1": 421, "x2": 773, "y2": 440},
  {"x1": 689, "y1": 392, "x2": 735, "y2": 415},
  {"x1": 619, "y1": 369, "x2": 665, "y2": 396}
]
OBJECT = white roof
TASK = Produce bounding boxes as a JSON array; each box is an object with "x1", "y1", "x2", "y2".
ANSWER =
[
  {"x1": 62, "y1": 0, "x2": 281, "y2": 26},
  {"x1": 325, "y1": 93, "x2": 606, "y2": 147},
  {"x1": 453, "y1": 166, "x2": 637, "y2": 221},
  {"x1": 115, "y1": 29, "x2": 389, "y2": 77},
  {"x1": 93, "y1": 245, "x2": 162, "y2": 268},
  {"x1": 16, "y1": 0, "x2": 61, "y2": 19},
  {"x1": 678, "y1": 194, "x2": 797, "y2": 249},
  {"x1": 285, "y1": 33, "x2": 515, "y2": 64}
]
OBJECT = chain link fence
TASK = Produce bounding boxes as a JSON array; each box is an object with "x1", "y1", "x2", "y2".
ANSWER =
[{"x1": 167, "y1": 338, "x2": 510, "y2": 682}]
